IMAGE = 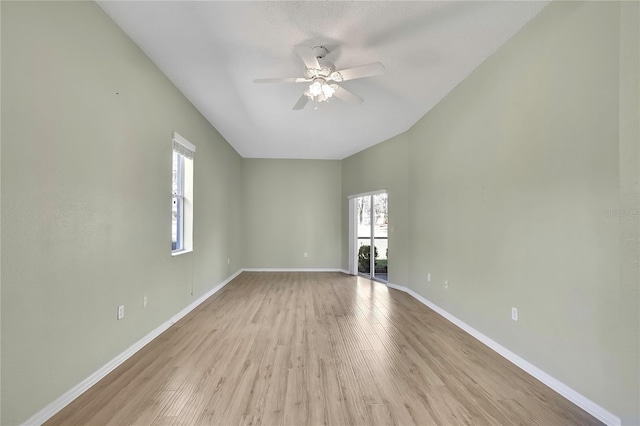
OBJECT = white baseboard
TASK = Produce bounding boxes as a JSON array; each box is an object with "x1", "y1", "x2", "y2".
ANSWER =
[
  {"x1": 385, "y1": 282, "x2": 621, "y2": 426},
  {"x1": 22, "y1": 269, "x2": 243, "y2": 426},
  {"x1": 242, "y1": 268, "x2": 344, "y2": 272}
]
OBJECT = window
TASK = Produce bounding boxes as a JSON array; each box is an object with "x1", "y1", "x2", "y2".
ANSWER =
[{"x1": 172, "y1": 132, "x2": 195, "y2": 255}]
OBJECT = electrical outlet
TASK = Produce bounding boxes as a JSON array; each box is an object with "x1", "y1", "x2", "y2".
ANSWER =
[
  {"x1": 427, "y1": 273, "x2": 431, "y2": 282},
  {"x1": 511, "y1": 307, "x2": 518, "y2": 321},
  {"x1": 117, "y1": 305, "x2": 125, "y2": 320},
  {"x1": 227, "y1": 258, "x2": 230, "y2": 265},
  {"x1": 444, "y1": 280, "x2": 448, "y2": 290},
  {"x1": 143, "y1": 296, "x2": 148, "y2": 308},
  {"x1": 304, "y1": 252, "x2": 308, "y2": 258}
]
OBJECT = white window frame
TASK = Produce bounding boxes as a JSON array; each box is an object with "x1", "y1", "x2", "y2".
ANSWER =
[{"x1": 172, "y1": 132, "x2": 195, "y2": 256}]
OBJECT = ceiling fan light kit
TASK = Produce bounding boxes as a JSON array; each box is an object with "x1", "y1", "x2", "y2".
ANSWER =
[
  {"x1": 254, "y1": 45, "x2": 385, "y2": 110},
  {"x1": 306, "y1": 79, "x2": 336, "y2": 101}
]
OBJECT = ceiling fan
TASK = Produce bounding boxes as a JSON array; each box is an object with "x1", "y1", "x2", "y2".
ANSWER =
[{"x1": 254, "y1": 45, "x2": 385, "y2": 110}]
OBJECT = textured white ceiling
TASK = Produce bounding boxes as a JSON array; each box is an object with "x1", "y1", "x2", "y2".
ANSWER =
[{"x1": 98, "y1": 1, "x2": 547, "y2": 159}]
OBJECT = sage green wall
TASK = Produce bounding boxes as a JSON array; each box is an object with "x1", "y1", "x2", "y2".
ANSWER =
[
  {"x1": 242, "y1": 159, "x2": 342, "y2": 270},
  {"x1": 619, "y1": 2, "x2": 640, "y2": 422},
  {"x1": 1, "y1": 2, "x2": 243, "y2": 424},
  {"x1": 343, "y1": 1, "x2": 639, "y2": 423}
]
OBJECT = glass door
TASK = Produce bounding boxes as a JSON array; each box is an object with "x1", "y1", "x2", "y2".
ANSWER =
[
  {"x1": 356, "y1": 196, "x2": 372, "y2": 276},
  {"x1": 373, "y1": 193, "x2": 388, "y2": 281},
  {"x1": 355, "y1": 192, "x2": 388, "y2": 282}
]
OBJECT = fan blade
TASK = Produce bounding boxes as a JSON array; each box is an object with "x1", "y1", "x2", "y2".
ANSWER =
[
  {"x1": 253, "y1": 77, "x2": 309, "y2": 83},
  {"x1": 332, "y1": 62, "x2": 385, "y2": 82},
  {"x1": 294, "y1": 45, "x2": 320, "y2": 70},
  {"x1": 332, "y1": 85, "x2": 364, "y2": 105},
  {"x1": 292, "y1": 94, "x2": 309, "y2": 110}
]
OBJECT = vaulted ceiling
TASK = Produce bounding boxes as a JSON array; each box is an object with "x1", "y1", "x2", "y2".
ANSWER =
[{"x1": 98, "y1": 1, "x2": 547, "y2": 159}]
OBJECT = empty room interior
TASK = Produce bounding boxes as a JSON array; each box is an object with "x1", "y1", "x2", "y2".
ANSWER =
[{"x1": 1, "y1": 1, "x2": 639, "y2": 425}]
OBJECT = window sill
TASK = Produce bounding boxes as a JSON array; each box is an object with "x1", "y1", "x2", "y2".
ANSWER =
[{"x1": 171, "y1": 249, "x2": 193, "y2": 257}]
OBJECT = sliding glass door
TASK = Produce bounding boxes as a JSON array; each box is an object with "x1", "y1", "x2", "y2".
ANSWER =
[
  {"x1": 356, "y1": 196, "x2": 372, "y2": 275},
  {"x1": 355, "y1": 192, "x2": 388, "y2": 282},
  {"x1": 373, "y1": 192, "x2": 388, "y2": 281}
]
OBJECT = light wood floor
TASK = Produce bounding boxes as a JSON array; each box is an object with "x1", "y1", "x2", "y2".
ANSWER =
[{"x1": 48, "y1": 272, "x2": 601, "y2": 426}]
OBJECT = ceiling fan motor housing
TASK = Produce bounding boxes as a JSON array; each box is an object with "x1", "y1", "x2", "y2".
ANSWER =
[{"x1": 304, "y1": 58, "x2": 335, "y2": 79}]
